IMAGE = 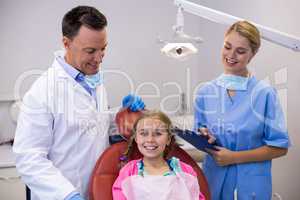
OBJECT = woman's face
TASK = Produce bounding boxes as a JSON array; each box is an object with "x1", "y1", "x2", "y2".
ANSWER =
[
  {"x1": 221, "y1": 31, "x2": 255, "y2": 76},
  {"x1": 135, "y1": 118, "x2": 171, "y2": 161}
]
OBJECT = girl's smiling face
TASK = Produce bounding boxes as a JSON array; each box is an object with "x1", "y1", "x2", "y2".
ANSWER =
[{"x1": 135, "y1": 117, "x2": 171, "y2": 161}]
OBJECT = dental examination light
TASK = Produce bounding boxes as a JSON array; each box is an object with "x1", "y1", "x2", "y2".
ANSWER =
[
  {"x1": 174, "y1": 0, "x2": 300, "y2": 52},
  {"x1": 160, "y1": 6, "x2": 203, "y2": 60},
  {"x1": 160, "y1": 42, "x2": 198, "y2": 60}
]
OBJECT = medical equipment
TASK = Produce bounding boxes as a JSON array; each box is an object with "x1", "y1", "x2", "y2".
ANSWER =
[
  {"x1": 161, "y1": 42, "x2": 198, "y2": 59},
  {"x1": 216, "y1": 74, "x2": 250, "y2": 91},
  {"x1": 84, "y1": 72, "x2": 103, "y2": 89},
  {"x1": 162, "y1": 0, "x2": 300, "y2": 60},
  {"x1": 174, "y1": 0, "x2": 300, "y2": 51},
  {"x1": 160, "y1": 6, "x2": 202, "y2": 59}
]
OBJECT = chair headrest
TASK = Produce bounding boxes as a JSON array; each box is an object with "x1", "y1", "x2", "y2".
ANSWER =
[{"x1": 115, "y1": 108, "x2": 143, "y2": 139}]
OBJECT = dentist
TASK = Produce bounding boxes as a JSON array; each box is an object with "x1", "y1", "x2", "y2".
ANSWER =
[
  {"x1": 13, "y1": 6, "x2": 144, "y2": 200},
  {"x1": 194, "y1": 21, "x2": 290, "y2": 200}
]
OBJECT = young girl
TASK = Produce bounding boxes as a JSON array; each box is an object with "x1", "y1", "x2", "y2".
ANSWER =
[{"x1": 112, "y1": 110, "x2": 205, "y2": 200}]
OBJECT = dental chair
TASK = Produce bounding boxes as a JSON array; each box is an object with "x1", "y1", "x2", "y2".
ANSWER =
[{"x1": 88, "y1": 109, "x2": 211, "y2": 200}]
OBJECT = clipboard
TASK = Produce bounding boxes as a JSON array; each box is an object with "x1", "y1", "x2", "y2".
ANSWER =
[{"x1": 173, "y1": 127, "x2": 220, "y2": 153}]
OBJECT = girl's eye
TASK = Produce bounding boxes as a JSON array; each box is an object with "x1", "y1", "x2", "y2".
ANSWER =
[
  {"x1": 155, "y1": 131, "x2": 162, "y2": 136},
  {"x1": 138, "y1": 131, "x2": 147, "y2": 136},
  {"x1": 85, "y1": 49, "x2": 96, "y2": 54},
  {"x1": 224, "y1": 45, "x2": 230, "y2": 50}
]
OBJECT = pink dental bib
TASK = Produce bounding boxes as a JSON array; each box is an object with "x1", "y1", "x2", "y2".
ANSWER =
[{"x1": 121, "y1": 172, "x2": 200, "y2": 200}]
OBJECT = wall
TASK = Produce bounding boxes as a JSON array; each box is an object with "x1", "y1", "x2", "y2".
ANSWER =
[
  {"x1": 0, "y1": 0, "x2": 299, "y2": 199},
  {"x1": 0, "y1": 0, "x2": 202, "y2": 139}
]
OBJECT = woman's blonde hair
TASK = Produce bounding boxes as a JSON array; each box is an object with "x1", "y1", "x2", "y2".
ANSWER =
[
  {"x1": 124, "y1": 110, "x2": 176, "y2": 160},
  {"x1": 226, "y1": 20, "x2": 261, "y2": 54}
]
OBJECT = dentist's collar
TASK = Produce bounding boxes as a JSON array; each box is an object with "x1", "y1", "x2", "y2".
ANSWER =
[{"x1": 54, "y1": 49, "x2": 66, "y2": 59}]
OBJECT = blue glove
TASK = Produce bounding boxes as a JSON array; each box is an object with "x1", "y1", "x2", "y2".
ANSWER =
[
  {"x1": 122, "y1": 94, "x2": 145, "y2": 112},
  {"x1": 69, "y1": 193, "x2": 84, "y2": 200}
]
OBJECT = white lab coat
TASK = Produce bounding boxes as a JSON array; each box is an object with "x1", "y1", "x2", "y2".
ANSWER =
[{"x1": 13, "y1": 57, "x2": 116, "y2": 200}]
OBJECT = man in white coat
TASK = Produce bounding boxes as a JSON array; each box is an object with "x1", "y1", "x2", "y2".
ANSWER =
[{"x1": 13, "y1": 6, "x2": 143, "y2": 200}]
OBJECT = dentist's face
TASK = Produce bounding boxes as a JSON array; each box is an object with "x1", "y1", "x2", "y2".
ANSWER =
[
  {"x1": 135, "y1": 118, "x2": 171, "y2": 161},
  {"x1": 221, "y1": 31, "x2": 254, "y2": 76},
  {"x1": 63, "y1": 25, "x2": 107, "y2": 75}
]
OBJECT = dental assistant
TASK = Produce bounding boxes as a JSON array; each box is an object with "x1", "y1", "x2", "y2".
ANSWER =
[
  {"x1": 13, "y1": 6, "x2": 123, "y2": 200},
  {"x1": 194, "y1": 21, "x2": 290, "y2": 200}
]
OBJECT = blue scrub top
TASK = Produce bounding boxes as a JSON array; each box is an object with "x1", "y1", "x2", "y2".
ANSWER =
[{"x1": 194, "y1": 76, "x2": 290, "y2": 200}]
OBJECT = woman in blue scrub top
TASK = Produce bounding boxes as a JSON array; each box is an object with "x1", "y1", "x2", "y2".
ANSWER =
[{"x1": 194, "y1": 21, "x2": 290, "y2": 200}]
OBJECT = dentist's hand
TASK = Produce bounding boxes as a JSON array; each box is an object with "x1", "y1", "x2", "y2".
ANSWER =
[
  {"x1": 198, "y1": 127, "x2": 216, "y2": 144},
  {"x1": 122, "y1": 94, "x2": 145, "y2": 112},
  {"x1": 206, "y1": 147, "x2": 236, "y2": 166}
]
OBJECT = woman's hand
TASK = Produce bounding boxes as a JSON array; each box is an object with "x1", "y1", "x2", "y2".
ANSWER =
[
  {"x1": 206, "y1": 147, "x2": 236, "y2": 166},
  {"x1": 198, "y1": 127, "x2": 216, "y2": 144},
  {"x1": 198, "y1": 127, "x2": 237, "y2": 166}
]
